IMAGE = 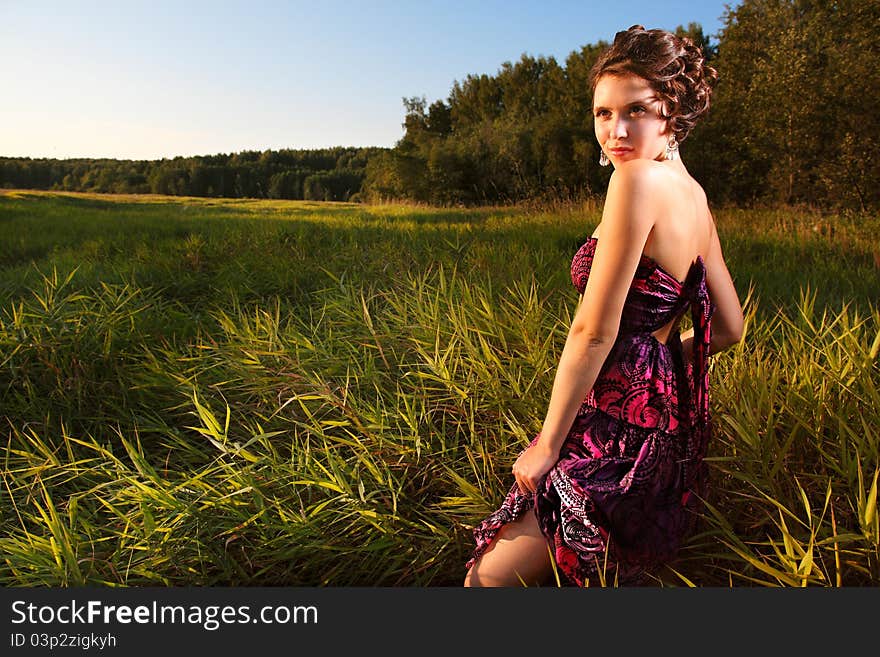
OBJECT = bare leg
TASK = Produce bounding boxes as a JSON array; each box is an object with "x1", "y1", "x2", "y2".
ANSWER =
[{"x1": 464, "y1": 508, "x2": 554, "y2": 587}]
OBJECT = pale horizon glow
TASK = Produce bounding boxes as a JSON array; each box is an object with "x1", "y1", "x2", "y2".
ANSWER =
[{"x1": 1, "y1": 1, "x2": 735, "y2": 161}]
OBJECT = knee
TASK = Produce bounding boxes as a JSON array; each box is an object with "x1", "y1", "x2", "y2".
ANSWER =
[
  {"x1": 464, "y1": 558, "x2": 534, "y2": 587},
  {"x1": 463, "y1": 566, "x2": 502, "y2": 587},
  {"x1": 463, "y1": 562, "x2": 486, "y2": 587}
]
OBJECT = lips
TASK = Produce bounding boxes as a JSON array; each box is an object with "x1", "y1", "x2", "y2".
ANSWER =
[{"x1": 608, "y1": 148, "x2": 633, "y2": 156}]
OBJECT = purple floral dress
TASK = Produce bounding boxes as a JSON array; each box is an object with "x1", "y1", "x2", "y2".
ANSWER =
[{"x1": 466, "y1": 236, "x2": 715, "y2": 586}]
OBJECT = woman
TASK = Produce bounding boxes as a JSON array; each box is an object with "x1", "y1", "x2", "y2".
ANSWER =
[{"x1": 464, "y1": 25, "x2": 744, "y2": 587}]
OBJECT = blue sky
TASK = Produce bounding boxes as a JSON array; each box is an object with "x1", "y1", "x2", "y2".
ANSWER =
[{"x1": 0, "y1": 1, "x2": 737, "y2": 160}]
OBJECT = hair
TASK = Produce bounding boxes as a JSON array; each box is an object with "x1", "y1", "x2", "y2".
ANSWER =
[{"x1": 589, "y1": 25, "x2": 718, "y2": 143}]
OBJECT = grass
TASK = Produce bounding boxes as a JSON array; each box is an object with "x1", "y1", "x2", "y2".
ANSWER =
[{"x1": 0, "y1": 189, "x2": 878, "y2": 586}]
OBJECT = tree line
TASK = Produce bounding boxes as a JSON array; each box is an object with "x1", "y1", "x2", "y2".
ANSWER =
[
  {"x1": 361, "y1": 0, "x2": 879, "y2": 210},
  {"x1": 0, "y1": 147, "x2": 383, "y2": 202},
  {"x1": 3, "y1": 0, "x2": 877, "y2": 210}
]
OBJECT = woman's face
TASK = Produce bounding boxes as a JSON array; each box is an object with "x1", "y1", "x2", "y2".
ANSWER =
[{"x1": 592, "y1": 73, "x2": 671, "y2": 166}]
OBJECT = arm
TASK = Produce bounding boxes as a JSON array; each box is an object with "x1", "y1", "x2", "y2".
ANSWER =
[
  {"x1": 679, "y1": 213, "x2": 744, "y2": 360},
  {"x1": 512, "y1": 162, "x2": 658, "y2": 494}
]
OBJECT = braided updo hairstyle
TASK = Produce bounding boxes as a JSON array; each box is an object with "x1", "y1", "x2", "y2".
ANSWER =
[{"x1": 589, "y1": 25, "x2": 718, "y2": 143}]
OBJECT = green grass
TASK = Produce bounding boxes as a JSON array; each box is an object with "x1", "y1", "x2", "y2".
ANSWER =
[{"x1": 1, "y1": 190, "x2": 878, "y2": 586}]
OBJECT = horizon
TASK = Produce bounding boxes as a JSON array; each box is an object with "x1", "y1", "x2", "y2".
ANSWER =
[{"x1": 1, "y1": 1, "x2": 735, "y2": 160}]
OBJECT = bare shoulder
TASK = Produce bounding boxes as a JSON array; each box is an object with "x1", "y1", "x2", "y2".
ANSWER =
[
  {"x1": 691, "y1": 177, "x2": 709, "y2": 210},
  {"x1": 607, "y1": 161, "x2": 676, "y2": 209},
  {"x1": 608, "y1": 159, "x2": 668, "y2": 189},
  {"x1": 597, "y1": 161, "x2": 663, "y2": 246},
  {"x1": 605, "y1": 160, "x2": 673, "y2": 222}
]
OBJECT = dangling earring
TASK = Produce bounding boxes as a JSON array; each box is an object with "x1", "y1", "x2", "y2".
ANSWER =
[
  {"x1": 665, "y1": 136, "x2": 679, "y2": 161},
  {"x1": 599, "y1": 150, "x2": 610, "y2": 167}
]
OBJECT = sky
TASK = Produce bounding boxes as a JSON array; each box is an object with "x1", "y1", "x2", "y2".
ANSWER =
[{"x1": 0, "y1": 0, "x2": 737, "y2": 161}]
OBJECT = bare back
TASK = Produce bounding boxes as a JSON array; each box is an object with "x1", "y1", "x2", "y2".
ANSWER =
[
  {"x1": 591, "y1": 163, "x2": 742, "y2": 347},
  {"x1": 647, "y1": 167, "x2": 743, "y2": 349},
  {"x1": 593, "y1": 166, "x2": 709, "y2": 279}
]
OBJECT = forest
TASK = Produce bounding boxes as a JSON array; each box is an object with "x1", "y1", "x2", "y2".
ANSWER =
[
  {"x1": 0, "y1": 147, "x2": 381, "y2": 202},
  {"x1": 2, "y1": 0, "x2": 877, "y2": 210}
]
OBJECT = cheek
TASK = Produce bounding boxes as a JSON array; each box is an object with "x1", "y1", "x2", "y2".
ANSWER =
[{"x1": 633, "y1": 122, "x2": 664, "y2": 145}]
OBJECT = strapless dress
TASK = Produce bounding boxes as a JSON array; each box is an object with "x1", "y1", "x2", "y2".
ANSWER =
[{"x1": 466, "y1": 236, "x2": 716, "y2": 585}]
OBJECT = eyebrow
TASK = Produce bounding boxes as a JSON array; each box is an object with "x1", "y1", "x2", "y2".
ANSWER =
[{"x1": 593, "y1": 96, "x2": 658, "y2": 111}]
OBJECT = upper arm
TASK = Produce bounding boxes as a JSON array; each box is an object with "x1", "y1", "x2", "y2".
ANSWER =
[
  {"x1": 570, "y1": 162, "x2": 657, "y2": 342},
  {"x1": 704, "y1": 213, "x2": 744, "y2": 343}
]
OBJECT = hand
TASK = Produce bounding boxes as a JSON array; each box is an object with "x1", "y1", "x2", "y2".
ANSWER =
[{"x1": 512, "y1": 442, "x2": 559, "y2": 496}]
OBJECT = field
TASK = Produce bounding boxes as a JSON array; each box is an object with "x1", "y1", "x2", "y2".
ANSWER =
[{"x1": 1, "y1": 190, "x2": 878, "y2": 586}]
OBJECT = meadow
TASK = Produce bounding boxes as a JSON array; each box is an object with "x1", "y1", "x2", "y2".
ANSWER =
[{"x1": 0, "y1": 190, "x2": 878, "y2": 586}]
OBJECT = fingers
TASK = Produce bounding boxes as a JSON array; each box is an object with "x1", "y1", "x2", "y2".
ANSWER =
[
  {"x1": 512, "y1": 462, "x2": 524, "y2": 495},
  {"x1": 512, "y1": 464, "x2": 536, "y2": 496}
]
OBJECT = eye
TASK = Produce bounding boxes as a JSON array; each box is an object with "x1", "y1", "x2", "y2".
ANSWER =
[
  {"x1": 630, "y1": 105, "x2": 647, "y2": 115},
  {"x1": 594, "y1": 109, "x2": 611, "y2": 118}
]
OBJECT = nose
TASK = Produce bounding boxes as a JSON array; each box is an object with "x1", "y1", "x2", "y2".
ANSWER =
[{"x1": 609, "y1": 116, "x2": 628, "y2": 139}]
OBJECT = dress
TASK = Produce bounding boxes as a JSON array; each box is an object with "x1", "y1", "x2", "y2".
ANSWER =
[{"x1": 466, "y1": 236, "x2": 716, "y2": 586}]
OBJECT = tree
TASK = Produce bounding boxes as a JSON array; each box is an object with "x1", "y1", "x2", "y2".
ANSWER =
[{"x1": 705, "y1": 0, "x2": 879, "y2": 208}]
